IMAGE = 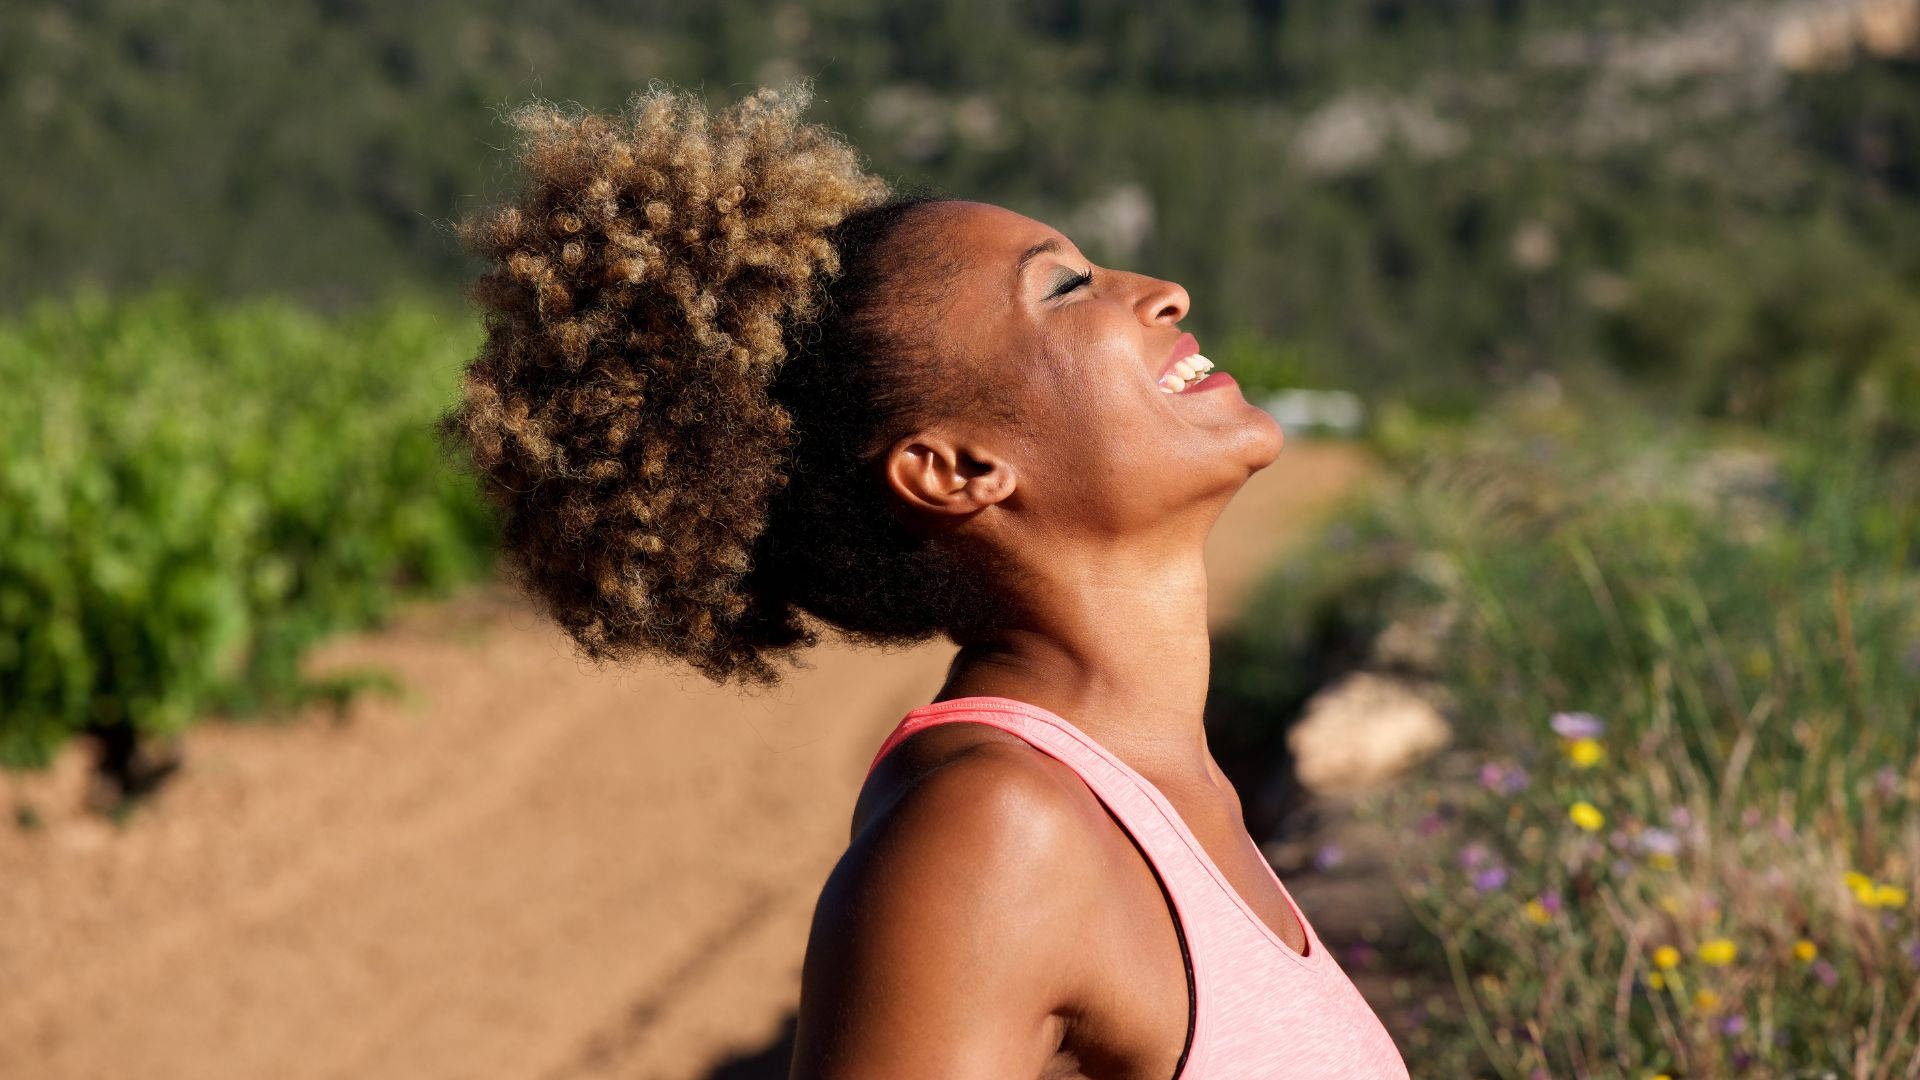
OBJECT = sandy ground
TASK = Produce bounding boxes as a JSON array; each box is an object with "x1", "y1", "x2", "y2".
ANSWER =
[{"x1": 1, "y1": 442, "x2": 1373, "y2": 1080}]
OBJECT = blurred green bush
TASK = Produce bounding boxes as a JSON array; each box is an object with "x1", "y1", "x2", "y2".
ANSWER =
[{"x1": 0, "y1": 291, "x2": 495, "y2": 771}]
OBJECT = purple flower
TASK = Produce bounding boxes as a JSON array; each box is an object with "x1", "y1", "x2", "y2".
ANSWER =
[
  {"x1": 1540, "y1": 889, "x2": 1564, "y2": 913},
  {"x1": 1670, "y1": 806, "x2": 1694, "y2": 830},
  {"x1": 1478, "y1": 761, "x2": 1532, "y2": 795},
  {"x1": 1813, "y1": 959, "x2": 1839, "y2": 987},
  {"x1": 1720, "y1": 1013, "x2": 1747, "y2": 1037},
  {"x1": 1637, "y1": 828, "x2": 1683, "y2": 857},
  {"x1": 1733, "y1": 1050, "x2": 1755, "y2": 1071},
  {"x1": 1741, "y1": 807, "x2": 1764, "y2": 829},
  {"x1": 1875, "y1": 766, "x2": 1901, "y2": 799},
  {"x1": 1417, "y1": 812, "x2": 1445, "y2": 838},
  {"x1": 1550, "y1": 711, "x2": 1604, "y2": 739},
  {"x1": 1314, "y1": 844, "x2": 1345, "y2": 871},
  {"x1": 1905, "y1": 939, "x2": 1920, "y2": 969},
  {"x1": 1501, "y1": 765, "x2": 1531, "y2": 794},
  {"x1": 1473, "y1": 865, "x2": 1510, "y2": 893},
  {"x1": 1460, "y1": 841, "x2": 1493, "y2": 871}
]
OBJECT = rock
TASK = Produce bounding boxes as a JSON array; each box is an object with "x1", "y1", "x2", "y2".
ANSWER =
[{"x1": 1286, "y1": 672, "x2": 1451, "y2": 794}]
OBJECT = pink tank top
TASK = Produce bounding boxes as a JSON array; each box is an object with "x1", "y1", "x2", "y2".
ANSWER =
[{"x1": 865, "y1": 696, "x2": 1410, "y2": 1079}]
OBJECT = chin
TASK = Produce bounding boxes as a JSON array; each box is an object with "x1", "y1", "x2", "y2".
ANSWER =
[{"x1": 1236, "y1": 406, "x2": 1287, "y2": 472}]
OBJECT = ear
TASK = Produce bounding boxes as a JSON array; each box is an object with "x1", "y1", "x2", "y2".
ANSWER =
[{"x1": 882, "y1": 429, "x2": 1016, "y2": 517}]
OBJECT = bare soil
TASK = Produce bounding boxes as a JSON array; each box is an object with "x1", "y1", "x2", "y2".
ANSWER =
[{"x1": 0, "y1": 442, "x2": 1372, "y2": 1080}]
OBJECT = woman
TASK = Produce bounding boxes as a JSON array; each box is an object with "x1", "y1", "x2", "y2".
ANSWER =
[{"x1": 446, "y1": 81, "x2": 1408, "y2": 1079}]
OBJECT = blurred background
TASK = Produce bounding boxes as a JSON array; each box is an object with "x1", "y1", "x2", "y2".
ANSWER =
[{"x1": 3, "y1": 1, "x2": 1916, "y2": 1076}]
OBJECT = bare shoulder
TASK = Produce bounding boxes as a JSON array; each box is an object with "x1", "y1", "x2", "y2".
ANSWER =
[{"x1": 791, "y1": 737, "x2": 1118, "y2": 1078}]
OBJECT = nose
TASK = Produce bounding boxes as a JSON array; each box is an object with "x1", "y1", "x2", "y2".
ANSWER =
[{"x1": 1132, "y1": 272, "x2": 1190, "y2": 327}]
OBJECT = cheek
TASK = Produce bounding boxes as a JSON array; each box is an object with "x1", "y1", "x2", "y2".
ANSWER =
[{"x1": 1018, "y1": 346, "x2": 1174, "y2": 512}]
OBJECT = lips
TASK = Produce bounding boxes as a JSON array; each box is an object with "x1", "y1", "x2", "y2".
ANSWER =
[{"x1": 1160, "y1": 332, "x2": 1200, "y2": 382}]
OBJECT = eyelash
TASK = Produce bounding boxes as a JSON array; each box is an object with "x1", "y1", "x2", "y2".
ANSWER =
[{"x1": 1053, "y1": 268, "x2": 1094, "y2": 297}]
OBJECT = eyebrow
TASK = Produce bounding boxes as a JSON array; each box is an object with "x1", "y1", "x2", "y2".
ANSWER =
[{"x1": 1014, "y1": 237, "x2": 1063, "y2": 276}]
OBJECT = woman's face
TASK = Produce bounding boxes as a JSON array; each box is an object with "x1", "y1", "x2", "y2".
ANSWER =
[{"x1": 891, "y1": 200, "x2": 1284, "y2": 544}]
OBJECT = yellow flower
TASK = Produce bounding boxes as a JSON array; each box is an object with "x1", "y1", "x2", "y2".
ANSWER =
[
  {"x1": 1647, "y1": 972, "x2": 1666, "y2": 990},
  {"x1": 1649, "y1": 852, "x2": 1678, "y2": 871},
  {"x1": 1871, "y1": 884, "x2": 1909, "y2": 908},
  {"x1": 1653, "y1": 1074, "x2": 1674, "y2": 1080},
  {"x1": 1845, "y1": 871, "x2": 1875, "y2": 902},
  {"x1": 1698, "y1": 938, "x2": 1737, "y2": 966},
  {"x1": 1569, "y1": 801, "x2": 1606, "y2": 831},
  {"x1": 1653, "y1": 945, "x2": 1681, "y2": 970},
  {"x1": 1694, "y1": 988, "x2": 1721, "y2": 1011},
  {"x1": 1566, "y1": 738, "x2": 1605, "y2": 768},
  {"x1": 1658, "y1": 894, "x2": 1681, "y2": 914},
  {"x1": 1793, "y1": 940, "x2": 1818, "y2": 963},
  {"x1": 1524, "y1": 899, "x2": 1551, "y2": 925}
]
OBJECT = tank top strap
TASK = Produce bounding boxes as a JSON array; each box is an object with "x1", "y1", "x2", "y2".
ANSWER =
[{"x1": 866, "y1": 697, "x2": 1210, "y2": 880}]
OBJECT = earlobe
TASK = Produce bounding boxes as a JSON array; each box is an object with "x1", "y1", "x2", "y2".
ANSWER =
[{"x1": 883, "y1": 433, "x2": 1015, "y2": 517}]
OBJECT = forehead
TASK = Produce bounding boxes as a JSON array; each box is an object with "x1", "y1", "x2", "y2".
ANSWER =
[{"x1": 919, "y1": 200, "x2": 1075, "y2": 275}]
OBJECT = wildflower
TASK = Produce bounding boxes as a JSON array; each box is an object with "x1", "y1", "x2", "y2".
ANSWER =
[
  {"x1": 1845, "y1": 871, "x2": 1875, "y2": 902},
  {"x1": 1550, "y1": 711, "x2": 1604, "y2": 739},
  {"x1": 1524, "y1": 899, "x2": 1551, "y2": 925},
  {"x1": 1874, "y1": 765, "x2": 1900, "y2": 799},
  {"x1": 1658, "y1": 894, "x2": 1681, "y2": 914},
  {"x1": 1906, "y1": 939, "x2": 1920, "y2": 969},
  {"x1": 1649, "y1": 853, "x2": 1678, "y2": 871},
  {"x1": 1871, "y1": 884, "x2": 1909, "y2": 908},
  {"x1": 1540, "y1": 890, "x2": 1564, "y2": 914},
  {"x1": 1720, "y1": 1013, "x2": 1747, "y2": 1036},
  {"x1": 1812, "y1": 959, "x2": 1838, "y2": 988},
  {"x1": 1793, "y1": 940, "x2": 1818, "y2": 963},
  {"x1": 1694, "y1": 988, "x2": 1721, "y2": 1011},
  {"x1": 1637, "y1": 828, "x2": 1682, "y2": 857},
  {"x1": 1459, "y1": 841, "x2": 1492, "y2": 871},
  {"x1": 1473, "y1": 866, "x2": 1510, "y2": 893},
  {"x1": 1647, "y1": 972, "x2": 1666, "y2": 990},
  {"x1": 1698, "y1": 938, "x2": 1738, "y2": 966},
  {"x1": 1478, "y1": 762, "x2": 1506, "y2": 791},
  {"x1": 1653, "y1": 945, "x2": 1681, "y2": 970},
  {"x1": 1566, "y1": 737, "x2": 1604, "y2": 768},
  {"x1": 1313, "y1": 844, "x2": 1344, "y2": 871},
  {"x1": 1569, "y1": 801, "x2": 1605, "y2": 831}
]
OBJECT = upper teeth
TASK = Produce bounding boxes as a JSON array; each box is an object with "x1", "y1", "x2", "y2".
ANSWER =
[{"x1": 1158, "y1": 353, "x2": 1215, "y2": 393}]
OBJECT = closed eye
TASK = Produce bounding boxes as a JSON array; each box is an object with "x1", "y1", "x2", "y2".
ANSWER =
[{"x1": 1051, "y1": 268, "x2": 1094, "y2": 299}]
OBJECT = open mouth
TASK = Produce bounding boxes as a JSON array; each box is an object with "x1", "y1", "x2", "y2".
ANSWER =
[{"x1": 1157, "y1": 352, "x2": 1219, "y2": 393}]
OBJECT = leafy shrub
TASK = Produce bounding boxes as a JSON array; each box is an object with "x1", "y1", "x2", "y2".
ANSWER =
[
  {"x1": 0, "y1": 290, "x2": 496, "y2": 772},
  {"x1": 1228, "y1": 398, "x2": 1920, "y2": 1074}
]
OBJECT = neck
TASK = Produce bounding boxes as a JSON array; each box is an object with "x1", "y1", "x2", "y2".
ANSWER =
[{"x1": 935, "y1": 536, "x2": 1217, "y2": 784}]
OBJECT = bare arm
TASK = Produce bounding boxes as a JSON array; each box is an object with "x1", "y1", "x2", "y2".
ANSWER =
[{"x1": 789, "y1": 744, "x2": 1106, "y2": 1079}]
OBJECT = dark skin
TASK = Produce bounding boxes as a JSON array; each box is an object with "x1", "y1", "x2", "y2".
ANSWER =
[{"x1": 789, "y1": 201, "x2": 1291, "y2": 1080}]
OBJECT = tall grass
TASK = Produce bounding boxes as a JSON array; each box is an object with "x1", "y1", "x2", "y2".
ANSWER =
[{"x1": 1233, "y1": 396, "x2": 1919, "y2": 1075}]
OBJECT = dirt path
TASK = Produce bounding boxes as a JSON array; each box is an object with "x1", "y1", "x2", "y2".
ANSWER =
[{"x1": 1, "y1": 442, "x2": 1372, "y2": 1080}]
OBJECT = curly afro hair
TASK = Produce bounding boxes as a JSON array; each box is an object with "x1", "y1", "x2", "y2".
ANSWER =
[{"x1": 442, "y1": 80, "x2": 1015, "y2": 686}]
